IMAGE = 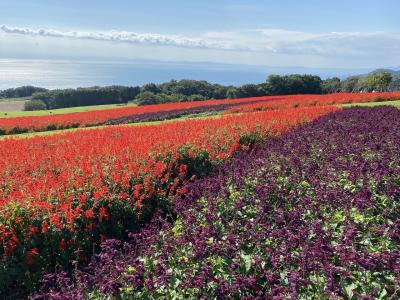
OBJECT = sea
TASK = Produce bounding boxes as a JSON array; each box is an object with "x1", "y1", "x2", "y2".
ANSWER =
[{"x1": 0, "y1": 58, "x2": 373, "y2": 90}]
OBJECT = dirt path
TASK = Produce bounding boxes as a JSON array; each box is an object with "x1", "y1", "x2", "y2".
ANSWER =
[{"x1": 0, "y1": 100, "x2": 26, "y2": 112}]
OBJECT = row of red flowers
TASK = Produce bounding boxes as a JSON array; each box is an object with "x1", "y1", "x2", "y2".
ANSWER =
[
  {"x1": 225, "y1": 92, "x2": 400, "y2": 113},
  {"x1": 1, "y1": 92, "x2": 399, "y2": 134},
  {"x1": 0, "y1": 96, "x2": 278, "y2": 133}
]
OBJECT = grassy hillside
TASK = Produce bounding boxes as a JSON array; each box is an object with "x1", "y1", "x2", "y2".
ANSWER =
[{"x1": 343, "y1": 99, "x2": 400, "y2": 107}]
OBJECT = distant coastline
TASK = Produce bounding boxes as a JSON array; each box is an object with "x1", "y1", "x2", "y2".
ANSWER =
[{"x1": 0, "y1": 58, "x2": 376, "y2": 90}]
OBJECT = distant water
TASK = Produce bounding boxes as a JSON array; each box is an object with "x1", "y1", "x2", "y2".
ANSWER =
[
  {"x1": 0, "y1": 59, "x2": 270, "y2": 89},
  {"x1": 0, "y1": 58, "x2": 373, "y2": 89}
]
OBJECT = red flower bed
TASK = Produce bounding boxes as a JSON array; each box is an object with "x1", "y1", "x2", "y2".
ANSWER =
[
  {"x1": 226, "y1": 92, "x2": 400, "y2": 113},
  {"x1": 0, "y1": 106, "x2": 338, "y2": 295},
  {"x1": 1, "y1": 92, "x2": 397, "y2": 134},
  {"x1": 0, "y1": 96, "x2": 278, "y2": 134}
]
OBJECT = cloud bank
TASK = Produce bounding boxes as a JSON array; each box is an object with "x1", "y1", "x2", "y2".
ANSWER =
[
  {"x1": 0, "y1": 25, "x2": 238, "y2": 50},
  {"x1": 1, "y1": 25, "x2": 399, "y2": 68},
  {"x1": 2, "y1": 24, "x2": 400, "y2": 57}
]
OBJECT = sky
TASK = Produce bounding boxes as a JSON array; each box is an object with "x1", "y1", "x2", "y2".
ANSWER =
[{"x1": 0, "y1": 0, "x2": 399, "y2": 70}]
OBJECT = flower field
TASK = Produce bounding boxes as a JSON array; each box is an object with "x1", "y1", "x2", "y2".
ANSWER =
[
  {"x1": 1, "y1": 91, "x2": 400, "y2": 299},
  {"x1": 0, "y1": 92, "x2": 399, "y2": 135},
  {"x1": 226, "y1": 92, "x2": 400, "y2": 113},
  {"x1": 0, "y1": 96, "x2": 278, "y2": 134},
  {"x1": 0, "y1": 105, "x2": 337, "y2": 297},
  {"x1": 34, "y1": 106, "x2": 400, "y2": 299}
]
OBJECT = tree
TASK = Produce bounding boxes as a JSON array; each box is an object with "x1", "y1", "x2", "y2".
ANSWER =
[
  {"x1": 187, "y1": 94, "x2": 206, "y2": 101},
  {"x1": 226, "y1": 88, "x2": 238, "y2": 99},
  {"x1": 31, "y1": 86, "x2": 139, "y2": 109},
  {"x1": 266, "y1": 74, "x2": 322, "y2": 95},
  {"x1": 24, "y1": 100, "x2": 47, "y2": 111},
  {"x1": 0, "y1": 86, "x2": 47, "y2": 99},
  {"x1": 358, "y1": 71, "x2": 392, "y2": 92},
  {"x1": 236, "y1": 84, "x2": 266, "y2": 98},
  {"x1": 266, "y1": 75, "x2": 287, "y2": 95},
  {"x1": 322, "y1": 77, "x2": 341, "y2": 93},
  {"x1": 141, "y1": 83, "x2": 161, "y2": 94},
  {"x1": 341, "y1": 76, "x2": 361, "y2": 92},
  {"x1": 388, "y1": 76, "x2": 400, "y2": 91},
  {"x1": 135, "y1": 91, "x2": 161, "y2": 105}
]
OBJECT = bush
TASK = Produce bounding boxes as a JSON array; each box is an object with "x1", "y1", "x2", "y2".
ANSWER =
[
  {"x1": 24, "y1": 100, "x2": 47, "y2": 111},
  {"x1": 8, "y1": 127, "x2": 29, "y2": 135},
  {"x1": 46, "y1": 124, "x2": 57, "y2": 131},
  {"x1": 135, "y1": 92, "x2": 162, "y2": 105},
  {"x1": 187, "y1": 94, "x2": 206, "y2": 101}
]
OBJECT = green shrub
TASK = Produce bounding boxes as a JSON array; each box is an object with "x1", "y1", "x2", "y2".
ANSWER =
[
  {"x1": 24, "y1": 100, "x2": 47, "y2": 111},
  {"x1": 9, "y1": 127, "x2": 29, "y2": 135},
  {"x1": 46, "y1": 124, "x2": 57, "y2": 131}
]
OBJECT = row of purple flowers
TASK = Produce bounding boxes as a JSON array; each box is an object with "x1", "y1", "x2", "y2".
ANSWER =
[{"x1": 102, "y1": 99, "x2": 278, "y2": 125}]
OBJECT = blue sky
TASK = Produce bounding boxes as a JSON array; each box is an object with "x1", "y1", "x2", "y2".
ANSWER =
[
  {"x1": 1, "y1": 0, "x2": 398, "y2": 33},
  {"x1": 0, "y1": 0, "x2": 399, "y2": 69}
]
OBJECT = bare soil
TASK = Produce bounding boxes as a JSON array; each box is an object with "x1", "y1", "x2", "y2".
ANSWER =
[{"x1": 0, "y1": 100, "x2": 26, "y2": 112}]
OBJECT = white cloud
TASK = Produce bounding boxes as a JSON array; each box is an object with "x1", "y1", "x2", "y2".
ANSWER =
[
  {"x1": 1, "y1": 24, "x2": 399, "y2": 68},
  {"x1": 202, "y1": 28, "x2": 400, "y2": 57},
  {"x1": 0, "y1": 24, "x2": 241, "y2": 50}
]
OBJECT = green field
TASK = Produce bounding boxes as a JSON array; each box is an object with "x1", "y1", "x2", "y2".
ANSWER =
[
  {"x1": 342, "y1": 100, "x2": 400, "y2": 108},
  {"x1": 0, "y1": 102, "x2": 137, "y2": 118}
]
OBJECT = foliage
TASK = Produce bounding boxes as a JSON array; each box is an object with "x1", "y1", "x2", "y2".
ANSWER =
[
  {"x1": 24, "y1": 100, "x2": 47, "y2": 111},
  {"x1": 358, "y1": 71, "x2": 392, "y2": 92},
  {"x1": 235, "y1": 83, "x2": 267, "y2": 98},
  {"x1": 321, "y1": 77, "x2": 341, "y2": 93},
  {"x1": 341, "y1": 76, "x2": 361, "y2": 92},
  {"x1": 134, "y1": 91, "x2": 162, "y2": 105},
  {"x1": 225, "y1": 88, "x2": 238, "y2": 99},
  {"x1": 388, "y1": 76, "x2": 400, "y2": 92},
  {"x1": 0, "y1": 86, "x2": 47, "y2": 99},
  {"x1": 127, "y1": 80, "x2": 230, "y2": 106},
  {"x1": 155, "y1": 79, "x2": 228, "y2": 99},
  {"x1": 2, "y1": 71, "x2": 400, "y2": 111},
  {"x1": 135, "y1": 92, "x2": 196, "y2": 106},
  {"x1": 266, "y1": 74, "x2": 322, "y2": 95},
  {"x1": 32, "y1": 86, "x2": 140, "y2": 109}
]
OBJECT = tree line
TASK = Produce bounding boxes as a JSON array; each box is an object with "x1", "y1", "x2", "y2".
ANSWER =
[
  {"x1": 1, "y1": 70, "x2": 398, "y2": 111},
  {"x1": 29, "y1": 86, "x2": 140, "y2": 110},
  {"x1": 0, "y1": 86, "x2": 47, "y2": 99},
  {"x1": 112, "y1": 71, "x2": 398, "y2": 107}
]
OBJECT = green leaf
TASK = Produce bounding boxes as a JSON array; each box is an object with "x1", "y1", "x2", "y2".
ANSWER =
[
  {"x1": 378, "y1": 288, "x2": 387, "y2": 300},
  {"x1": 344, "y1": 282, "x2": 357, "y2": 298},
  {"x1": 240, "y1": 252, "x2": 252, "y2": 273}
]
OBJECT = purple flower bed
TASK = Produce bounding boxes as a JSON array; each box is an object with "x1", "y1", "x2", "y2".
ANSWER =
[
  {"x1": 101, "y1": 99, "x2": 279, "y2": 125},
  {"x1": 33, "y1": 106, "x2": 400, "y2": 299}
]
